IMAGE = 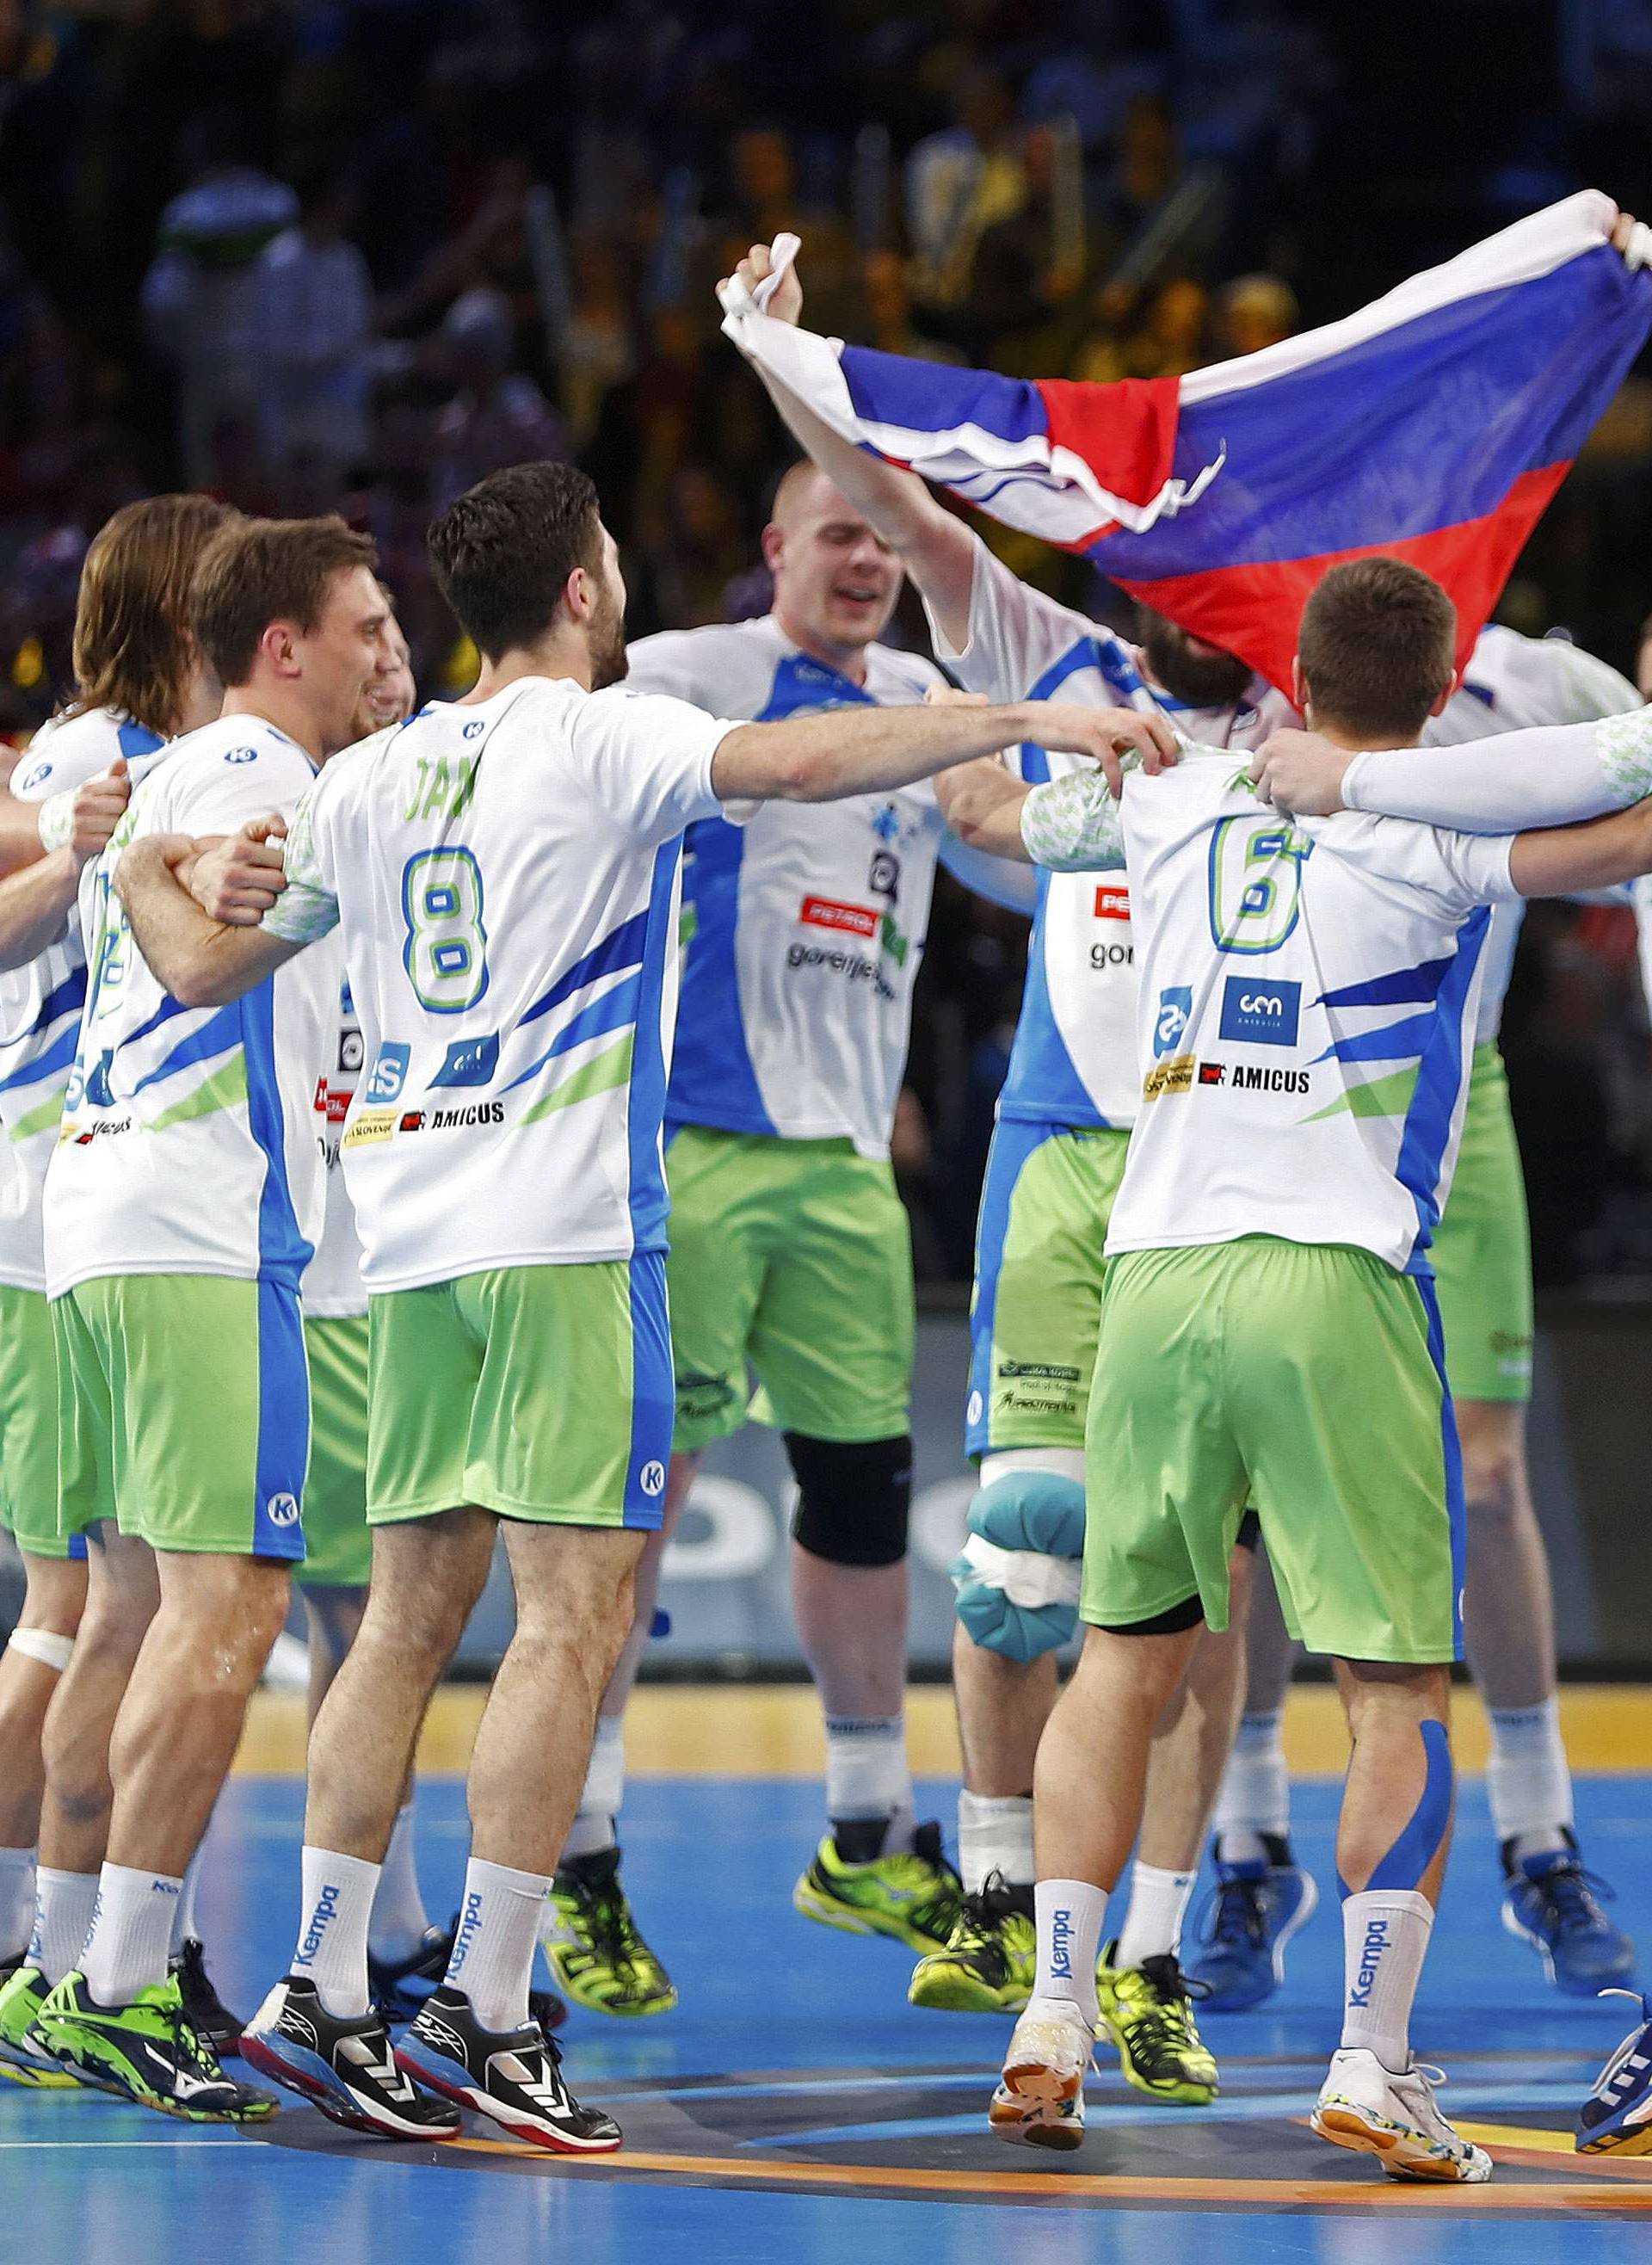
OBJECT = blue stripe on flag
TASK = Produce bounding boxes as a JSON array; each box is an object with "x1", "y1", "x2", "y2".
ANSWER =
[{"x1": 839, "y1": 344, "x2": 1050, "y2": 447}]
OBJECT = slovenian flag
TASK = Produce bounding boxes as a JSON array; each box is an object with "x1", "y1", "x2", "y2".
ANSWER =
[{"x1": 724, "y1": 194, "x2": 1651, "y2": 695}]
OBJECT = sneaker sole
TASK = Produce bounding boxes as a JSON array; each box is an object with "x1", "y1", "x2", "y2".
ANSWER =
[
  {"x1": 1194, "y1": 1873, "x2": 1322, "y2": 2014},
  {"x1": 396, "y1": 2038, "x2": 623, "y2": 2155},
  {"x1": 908, "y1": 1966, "x2": 1027, "y2": 2015},
  {"x1": 0, "y1": 2051, "x2": 83, "y2": 2089},
  {"x1": 792, "y1": 1880, "x2": 946, "y2": 1955},
  {"x1": 1312, "y1": 2101, "x2": 1490, "y2": 2182},
  {"x1": 1500, "y1": 1899, "x2": 1634, "y2": 1997},
  {"x1": 989, "y1": 2063, "x2": 1086, "y2": 2151},
  {"x1": 241, "y1": 2030, "x2": 459, "y2": 2140}
]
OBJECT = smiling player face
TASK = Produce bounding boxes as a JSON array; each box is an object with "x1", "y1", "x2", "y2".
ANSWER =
[{"x1": 765, "y1": 466, "x2": 903, "y2": 662}]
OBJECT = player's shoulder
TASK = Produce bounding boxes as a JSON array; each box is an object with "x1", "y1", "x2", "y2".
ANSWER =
[
  {"x1": 625, "y1": 617, "x2": 784, "y2": 715},
  {"x1": 1460, "y1": 625, "x2": 1638, "y2": 725},
  {"x1": 11, "y1": 706, "x2": 153, "y2": 802},
  {"x1": 863, "y1": 640, "x2": 947, "y2": 706}
]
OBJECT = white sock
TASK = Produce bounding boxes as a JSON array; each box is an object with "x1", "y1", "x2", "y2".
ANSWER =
[
  {"x1": 1486, "y1": 1698, "x2": 1574, "y2": 1855},
  {"x1": 81, "y1": 1863, "x2": 182, "y2": 2005},
  {"x1": 368, "y1": 1803, "x2": 431, "y2": 1963},
  {"x1": 31, "y1": 1867, "x2": 100, "y2": 1987},
  {"x1": 170, "y1": 1844, "x2": 205, "y2": 1954},
  {"x1": 1034, "y1": 1878, "x2": 1107, "y2": 2027},
  {"x1": 292, "y1": 1846, "x2": 380, "y2": 2018},
  {"x1": 563, "y1": 1717, "x2": 626, "y2": 1862},
  {"x1": 444, "y1": 1858, "x2": 549, "y2": 2034},
  {"x1": 0, "y1": 1846, "x2": 35, "y2": 1960},
  {"x1": 957, "y1": 1790, "x2": 1035, "y2": 1894},
  {"x1": 1212, "y1": 1709, "x2": 1291, "y2": 1860},
  {"x1": 1339, "y1": 1888, "x2": 1434, "y2": 2072},
  {"x1": 824, "y1": 1715, "x2": 914, "y2": 1853},
  {"x1": 1114, "y1": 1861, "x2": 1198, "y2": 1969}
]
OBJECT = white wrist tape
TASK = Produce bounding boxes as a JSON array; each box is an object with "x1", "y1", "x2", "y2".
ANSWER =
[
  {"x1": 35, "y1": 791, "x2": 75, "y2": 854},
  {"x1": 716, "y1": 231, "x2": 802, "y2": 322},
  {"x1": 953, "y1": 1533, "x2": 1082, "y2": 1612},
  {"x1": 1620, "y1": 219, "x2": 1652, "y2": 273},
  {"x1": 7, "y1": 1626, "x2": 73, "y2": 1673}
]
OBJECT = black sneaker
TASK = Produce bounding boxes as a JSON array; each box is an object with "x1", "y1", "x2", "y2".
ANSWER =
[
  {"x1": 398, "y1": 1986, "x2": 622, "y2": 2153},
  {"x1": 170, "y1": 1937, "x2": 244, "y2": 2058},
  {"x1": 371, "y1": 1917, "x2": 569, "y2": 2034},
  {"x1": 241, "y1": 1976, "x2": 461, "y2": 2139}
]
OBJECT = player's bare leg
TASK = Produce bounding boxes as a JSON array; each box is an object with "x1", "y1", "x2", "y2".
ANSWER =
[{"x1": 0, "y1": 1552, "x2": 86, "y2": 1942}]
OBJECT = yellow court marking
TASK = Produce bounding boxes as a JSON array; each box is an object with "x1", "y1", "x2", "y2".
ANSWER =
[
  {"x1": 235, "y1": 1682, "x2": 1652, "y2": 1779},
  {"x1": 1457, "y1": 2126, "x2": 1652, "y2": 2180},
  {"x1": 435, "y1": 2136, "x2": 1652, "y2": 2208}
]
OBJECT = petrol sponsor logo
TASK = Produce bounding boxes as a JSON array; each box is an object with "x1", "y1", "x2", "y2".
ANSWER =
[
  {"x1": 1094, "y1": 885, "x2": 1129, "y2": 921},
  {"x1": 1219, "y1": 976, "x2": 1302, "y2": 1047},
  {"x1": 801, "y1": 895, "x2": 878, "y2": 940},
  {"x1": 1153, "y1": 986, "x2": 1192, "y2": 1058},
  {"x1": 431, "y1": 1031, "x2": 499, "y2": 1089},
  {"x1": 365, "y1": 1042, "x2": 410, "y2": 1104},
  {"x1": 313, "y1": 1077, "x2": 351, "y2": 1126},
  {"x1": 1143, "y1": 1053, "x2": 1195, "y2": 1100}
]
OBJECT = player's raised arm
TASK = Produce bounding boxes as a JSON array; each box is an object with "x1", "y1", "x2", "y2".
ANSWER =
[
  {"x1": 711, "y1": 697, "x2": 1173, "y2": 805},
  {"x1": 1254, "y1": 708, "x2": 1652, "y2": 831},
  {"x1": 1507, "y1": 795, "x2": 1652, "y2": 899},
  {"x1": 115, "y1": 819, "x2": 313, "y2": 1009},
  {"x1": 719, "y1": 242, "x2": 978, "y2": 650}
]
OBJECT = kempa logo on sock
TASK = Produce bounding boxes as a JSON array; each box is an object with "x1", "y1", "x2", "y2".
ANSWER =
[
  {"x1": 1050, "y1": 1906, "x2": 1075, "y2": 1980},
  {"x1": 297, "y1": 1885, "x2": 341, "y2": 1966},
  {"x1": 151, "y1": 1879, "x2": 180, "y2": 1895},
  {"x1": 1347, "y1": 1917, "x2": 1390, "y2": 2008},
  {"x1": 447, "y1": 1891, "x2": 484, "y2": 1977}
]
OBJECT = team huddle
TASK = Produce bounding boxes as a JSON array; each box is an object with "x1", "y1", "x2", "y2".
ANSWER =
[{"x1": 0, "y1": 224, "x2": 1649, "y2": 2179}]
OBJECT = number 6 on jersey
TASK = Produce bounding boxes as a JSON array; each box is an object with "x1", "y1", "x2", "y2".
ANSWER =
[{"x1": 402, "y1": 847, "x2": 489, "y2": 1012}]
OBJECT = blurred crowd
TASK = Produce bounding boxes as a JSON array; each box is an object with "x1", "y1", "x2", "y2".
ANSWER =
[{"x1": 0, "y1": 0, "x2": 1649, "y2": 1281}]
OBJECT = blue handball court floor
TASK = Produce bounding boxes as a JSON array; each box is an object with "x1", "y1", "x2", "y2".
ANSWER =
[{"x1": 8, "y1": 1771, "x2": 1652, "y2": 2265}]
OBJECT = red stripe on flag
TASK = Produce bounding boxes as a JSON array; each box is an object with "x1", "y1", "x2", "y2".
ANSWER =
[
  {"x1": 1038, "y1": 375, "x2": 1182, "y2": 516},
  {"x1": 1112, "y1": 462, "x2": 1571, "y2": 696}
]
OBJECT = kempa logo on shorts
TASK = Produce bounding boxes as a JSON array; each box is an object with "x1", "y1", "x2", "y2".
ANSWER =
[
  {"x1": 1143, "y1": 1052, "x2": 1195, "y2": 1100},
  {"x1": 266, "y1": 1492, "x2": 300, "y2": 1527},
  {"x1": 966, "y1": 1390, "x2": 984, "y2": 1427},
  {"x1": 997, "y1": 1361, "x2": 1082, "y2": 1384},
  {"x1": 639, "y1": 1461, "x2": 666, "y2": 1497}
]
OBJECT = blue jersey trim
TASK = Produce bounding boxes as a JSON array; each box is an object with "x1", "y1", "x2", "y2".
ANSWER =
[
  {"x1": 1396, "y1": 906, "x2": 1489, "y2": 1270},
  {"x1": 243, "y1": 980, "x2": 312, "y2": 1288},
  {"x1": 251, "y1": 1277, "x2": 309, "y2": 1560},
  {"x1": 621, "y1": 1250, "x2": 675, "y2": 1528},
  {"x1": 965, "y1": 1117, "x2": 1062, "y2": 1460},
  {"x1": 116, "y1": 720, "x2": 166, "y2": 764},
  {"x1": 626, "y1": 840, "x2": 684, "y2": 1255}
]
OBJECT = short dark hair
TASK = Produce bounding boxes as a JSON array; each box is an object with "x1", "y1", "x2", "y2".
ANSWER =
[
  {"x1": 190, "y1": 515, "x2": 379, "y2": 688},
  {"x1": 426, "y1": 463, "x2": 602, "y2": 662},
  {"x1": 1297, "y1": 558, "x2": 1458, "y2": 741}
]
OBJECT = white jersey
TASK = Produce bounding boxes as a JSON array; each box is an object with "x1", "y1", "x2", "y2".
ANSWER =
[
  {"x1": 928, "y1": 534, "x2": 1296, "y2": 1128},
  {"x1": 301, "y1": 965, "x2": 367, "y2": 1319},
  {"x1": 1023, "y1": 750, "x2": 1521, "y2": 1273},
  {"x1": 267, "y1": 675, "x2": 736, "y2": 1293},
  {"x1": 0, "y1": 707, "x2": 164, "y2": 1293},
  {"x1": 45, "y1": 714, "x2": 335, "y2": 1298},
  {"x1": 1430, "y1": 627, "x2": 1641, "y2": 1044},
  {"x1": 625, "y1": 616, "x2": 946, "y2": 1160}
]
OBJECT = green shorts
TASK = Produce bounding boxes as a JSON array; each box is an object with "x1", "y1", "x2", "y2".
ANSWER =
[
  {"x1": 0, "y1": 1282, "x2": 82, "y2": 1561},
  {"x1": 367, "y1": 1256, "x2": 673, "y2": 1529},
  {"x1": 1430, "y1": 1040, "x2": 1533, "y2": 1404},
  {"x1": 966, "y1": 1120, "x2": 1130, "y2": 1460},
  {"x1": 1082, "y1": 1237, "x2": 1464, "y2": 1663},
  {"x1": 665, "y1": 1126, "x2": 914, "y2": 1453},
  {"x1": 53, "y1": 1274, "x2": 309, "y2": 1560},
  {"x1": 300, "y1": 1314, "x2": 370, "y2": 1588}
]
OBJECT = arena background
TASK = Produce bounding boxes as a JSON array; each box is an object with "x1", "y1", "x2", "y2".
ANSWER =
[{"x1": 1, "y1": 0, "x2": 1651, "y2": 1676}]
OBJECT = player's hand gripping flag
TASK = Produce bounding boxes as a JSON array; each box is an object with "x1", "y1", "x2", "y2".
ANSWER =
[{"x1": 722, "y1": 196, "x2": 1652, "y2": 696}]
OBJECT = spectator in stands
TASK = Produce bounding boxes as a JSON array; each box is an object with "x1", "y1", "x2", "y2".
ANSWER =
[
  {"x1": 428, "y1": 284, "x2": 566, "y2": 511},
  {"x1": 254, "y1": 168, "x2": 375, "y2": 503},
  {"x1": 1212, "y1": 271, "x2": 1298, "y2": 357}
]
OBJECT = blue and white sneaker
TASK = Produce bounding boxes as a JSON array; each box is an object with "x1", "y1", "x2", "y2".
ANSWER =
[
  {"x1": 241, "y1": 1977, "x2": 460, "y2": 2139},
  {"x1": 1502, "y1": 1836, "x2": 1635, "y2": 1998},
  {"x1": 398, "y1": 1986, "x2": 621, "y2": 2154},
  {"x1": 1187, "y1": 1836, "x2": 1319, "y2": 2011},
  {"x1": 1578, "y1": 1990, "x2": 1652, "y2": 2155}
]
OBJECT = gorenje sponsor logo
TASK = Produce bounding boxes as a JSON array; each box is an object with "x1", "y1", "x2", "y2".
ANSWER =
[
  {"x1": 1050, "y1": 1905, "x2": 1074, "y2": 1980},
  {"x1": 1090, "y1": 939, "x2": 1133, "y2": 971},
  {"x1": 297, "y1": 1884, "x2": 341, "y2": 1966},
  {"x1": 800, "y1": 896, "x2": 878, "y2": 939},
  {"x1": 1347, "y1": 1916, "x2": 1390, "y2": 2008},
  {"x1": 448, "y1": 1890, "x2": 484, "y2": 1975},
  {"x1": 1219, "y1": 976, "x2": 1302, "y2": 1047},
  {"x1": 786, "y1": 940, "x2": 896, "y2": 1001}
]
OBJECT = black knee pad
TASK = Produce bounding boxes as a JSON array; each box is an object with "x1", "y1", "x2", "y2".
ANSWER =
[{"x1": 785, "y1": 1432, "x2": 912, "y2": 1569}]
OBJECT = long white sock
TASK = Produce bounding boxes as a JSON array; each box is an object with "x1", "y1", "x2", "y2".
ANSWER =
[
  {"x1": 824, "y1": 1715, "x2": 914, "y2": 1854},
  {"x1": 957, "y1": 1790, "x2": 1034, "y2": 1894},
  {"x1": 0, "y1": 1846, "x2": 35, "y2": 1960},
  {"x1": 368, "y1": 1802, "x2": 431, "y2": 1963},
  {"x1": 170, "y1": 1845, "x2": 205, "y2": 1954},
  {"x1": 1212, "y1": 1709, "x2": 1291, "y2": 1861},
  {"x1": 1486, "y1": 1698, "x2": 1574, "y2": 1855},
  {"x1": 1033, "y1": 1878, "x2": 1107, "y2": 2026},
  {"x1": 81, "y1": 1863, "x2": 182, "y2": 2004},
  {"x1": 32, "y1": 1867, "x2": 100, "y2": 1987},
  {"x1": 1339, "y1": 1888, "x2": 1434, "y2": 2072},
  {"x1": 563, "y1": 1717, "x2": 626, "y2": 1863},
  {"x1": 444, "y1": 1858, "x2": 548, "y2": 2034},
  {"x1": 1114, "y1": 1861, "x2": 1198, "y2": 1969},
  {"x1": 292, "y1": 1846, "x2": 380, "y2": 2018}
]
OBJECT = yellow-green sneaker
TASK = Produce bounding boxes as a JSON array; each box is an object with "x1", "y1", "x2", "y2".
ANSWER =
[
  {"x1": 1094, "y1": 1941, "x2": 1218, "y2": 2105},
  {"x1": 29, "y1": 1972, "x2": 276, "y2": 2121},
  {"x1": 909, "y1": 1873, "x2": 1036, "y2": 2011},
  {"x1": 794, "y1": 1819, "x2": 962, "y2": 1953},
  {"x1": 542, "y1": 1845, "x2": 678, "y2": 2017},
  {"x1": 0, "y1": 1962, "x2": 83, "y2": 2089}
]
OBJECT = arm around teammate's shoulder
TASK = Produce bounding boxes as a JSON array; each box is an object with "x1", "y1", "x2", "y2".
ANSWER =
[{"x1": 1507, "y1": 795, "x2": 1652, "y2": 900}]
